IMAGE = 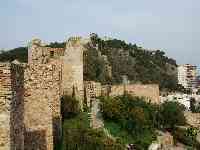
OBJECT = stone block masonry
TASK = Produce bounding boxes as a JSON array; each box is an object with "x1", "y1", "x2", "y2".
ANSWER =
[
  {"x1": 0, "y1": 36, "x2": 162, "y2": 149},
  {"x1": 24, "y1": 60, "x2": 62, "y2": 150},
  {"x1": 0, "y1": 36, "x2": 89, "y2": 149},
  {"x1": 84, "y1": 81, "x2": 101, "y2": 107},
  {"x1": 86, "y1": 83, "x2": 160, "y2": 104},
  {"x1": 109, "y1": 84, "x2": 160, "y2": 104},
  {"x1": 0, "y1": 63, "x2": 24, "y2": 150},
  {"x1": 62, "y1": 37, "x2": 86, "y2": 109}
]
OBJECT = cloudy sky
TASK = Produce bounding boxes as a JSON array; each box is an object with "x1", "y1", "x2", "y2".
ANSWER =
[{"x1": 0, "y1": 0, "x2": 199, "y2": 66}]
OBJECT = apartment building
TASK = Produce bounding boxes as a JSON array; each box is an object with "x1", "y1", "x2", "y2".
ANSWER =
[{"x1": 178, "y1": 64, "x2": 197, "y2": 89}]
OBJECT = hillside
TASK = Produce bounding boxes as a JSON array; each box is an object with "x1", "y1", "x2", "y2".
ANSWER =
[
  {"x1": 84, "y1": 34, "x2": 178, "y2": 91},
  {"x1": 0, "y1": 35, "x2": 178, "y2": 91},
  {"x1": 0, "y1": 47, "x2": 28, "y2": 62}
]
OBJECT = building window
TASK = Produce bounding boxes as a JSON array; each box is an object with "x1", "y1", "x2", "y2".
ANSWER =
[{"x1": 50, "y1": 51, "x2": 54, "y2": 58}]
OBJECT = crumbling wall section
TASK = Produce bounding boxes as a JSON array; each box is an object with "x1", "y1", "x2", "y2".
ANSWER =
[{"x1": 0, "y1": 63, "x2": 24, "y2": 150}]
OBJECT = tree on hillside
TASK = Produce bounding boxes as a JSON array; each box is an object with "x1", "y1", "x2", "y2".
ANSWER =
[
  {"x1": 0, "y1": 47, "x2": 28, "y2": 62},
  {"x1": 158, "y1": 101, "x2": 186, "y2": 129}
]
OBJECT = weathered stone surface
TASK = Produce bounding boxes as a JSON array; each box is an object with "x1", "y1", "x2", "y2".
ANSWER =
[
  {"x1": 24, "y1": 61, "x2": 62, "y2": 150},
  {"x1": 184, "y1": 111, "x2": 200, "y2": 128},
  {"x1": 84, "y1": 81, "x2": 101, "y2": 107},
  {"x1": 101, "y1": 84, "x2": 160, "y2": 104},
  {"x1": 0, "y1": 63, "x2": 24, "y2": 150},
  {"x1": 62, "y1": 37, "x2": 85, "y2": 108},
  {"x1": 0, "y1": 36, "x2": 161, "y2": 149}
]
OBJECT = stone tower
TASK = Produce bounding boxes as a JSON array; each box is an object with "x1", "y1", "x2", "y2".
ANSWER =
[
  {"x1": 0, "y1": 62, "x2": 24, "y2": 150},
  {"x1": 28, "y1": 39, "x2": 50, "y2": 64},
  {"x1": 62, "y1": 37, "x2": 87, "y2": 108}
]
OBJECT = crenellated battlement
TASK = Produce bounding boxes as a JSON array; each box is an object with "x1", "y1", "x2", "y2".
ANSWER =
[{"x1": 68, "y1": 36, "x2": 82, "y2": 42}]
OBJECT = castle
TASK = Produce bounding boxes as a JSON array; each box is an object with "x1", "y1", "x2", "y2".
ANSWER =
[
  {"x1": 0, "y1": 37, "x2": 87, "y2": 150},
  {"x1": 0, "y1": 35, "x2": 160, "y2": 150}
]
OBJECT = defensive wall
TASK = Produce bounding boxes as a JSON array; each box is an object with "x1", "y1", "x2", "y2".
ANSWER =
[
  {"x1": 85, "y1": 82, "x2": 160, "y2": 105},
  {"x1": 0, "y1": 63, "x2": 24, "y2": 150},
  {"x1": 23, "y1": 60, "x2": 62, "y2": 150}
]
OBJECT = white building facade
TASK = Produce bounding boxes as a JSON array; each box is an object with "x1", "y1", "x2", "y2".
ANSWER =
[{"x1": 178, "y1": 64, "x2": 197, "y2": 89}]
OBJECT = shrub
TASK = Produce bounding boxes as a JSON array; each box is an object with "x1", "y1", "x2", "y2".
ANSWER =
[
  {"x1": 158, "y1": 101, "x2": 186, "y2": 129},
  {"x1": 62, "y1": 113, "x2": 124, "y2": 150},
  {"x1": 61, "y1": 95, "x2": 80, "y2": 119}
]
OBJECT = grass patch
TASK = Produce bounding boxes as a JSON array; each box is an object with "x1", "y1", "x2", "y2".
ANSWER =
[
  {"x1": 62, "y1": 112, "x2": 90, "y2": 129},
  {"x1": 104, "y1": 121, "x2": 134, "y2": 144},
  {"x1": 60, "y1": 113, "x2": 124, "y2": 150}
]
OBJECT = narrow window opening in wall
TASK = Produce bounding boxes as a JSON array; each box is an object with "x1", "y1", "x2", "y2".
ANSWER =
[
  {"x1": 50, "y1": 51, "x2": 54, "y2": 58},
  {"x1": 59, "y1": 71, "x2": 62, "y2": 80}
]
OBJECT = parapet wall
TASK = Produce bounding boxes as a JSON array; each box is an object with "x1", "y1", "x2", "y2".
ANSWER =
[
  {"x1": 0, "y1": 63, "x2": 24, "y2": 150},
  {"x1": 24, "y1": 60, "x2": 62, "y2": 150}
]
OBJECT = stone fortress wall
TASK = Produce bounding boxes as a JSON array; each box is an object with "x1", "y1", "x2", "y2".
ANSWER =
[
  {"x1": 28, "y1": 39, "x2": 65, "y2": 64},
  {"x1": 24, "y1": 37, "x2": 86, "y2": 149},
  {"x1": 0, "y1": 63, "x2": 24, "y2": 150},
  {"x1": 23, "y1": 61, "x2": 62, "y2": 150},
  {"x1": 126, "y1": 84, "x2": 160, "y2": 104},
  {"x1": 84, "y1": 81, "x2": 102, "y2": 107},
  {"x1": 0, "y1": 36, "x2": 86, "y2": 150},
  {"x1": 108, "y1": 84, "x2": 160, "y2": 104},
  {"x1": 0, "y1": 35, "x2": 161, "y2": 150},
  {"x1": 85, "y1": 82, "x2": 160, "y2": 105},
  {"x1": 62, "y1": 37, "x2": 86, "y2": 107}
]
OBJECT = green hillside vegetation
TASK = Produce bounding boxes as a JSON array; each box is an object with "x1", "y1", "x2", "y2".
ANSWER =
[
  {"x1": 58, "y1": 95, "x2": 124, "y2": 150},
  {"x1": 84, "y1": 34, "x2": 178, "y2": 91},
  {"x1": 0, "y1": 47, "x2": 28, "y2": 62},
  {"x1": 100, "y1": 95, "x2": 186, "y2": 149},
  {"x1": 58, "y1": 95, "x2": 196, "y2": 150},
  {"x1": 45, "y1": 42, "x2": 66, "y2": 48}
]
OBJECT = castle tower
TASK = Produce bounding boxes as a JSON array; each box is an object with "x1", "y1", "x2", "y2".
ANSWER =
[
  {"x1": 28, "y1": 39, "x2": 49, "y2": 64},
  {"x1": 0, "y1": 62, "x2": 24, "y2": 150},
  {"x1": 62, "y1": 37, "x2": 87, "y2": 108}
]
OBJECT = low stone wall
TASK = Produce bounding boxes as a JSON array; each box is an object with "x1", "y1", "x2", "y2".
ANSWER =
[{"x1": 0, "y1": 63, "x2": 24, "y2": 150}]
